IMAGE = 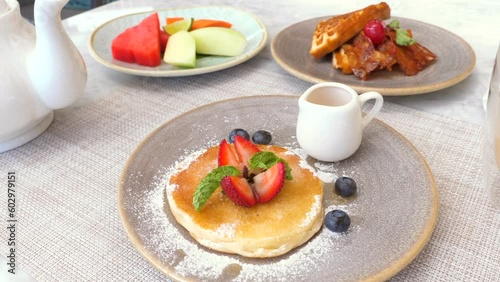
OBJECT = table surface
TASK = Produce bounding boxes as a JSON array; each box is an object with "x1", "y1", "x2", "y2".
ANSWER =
[{"x1": 2, "y1": 0, "x2": 500, "y2": 281}]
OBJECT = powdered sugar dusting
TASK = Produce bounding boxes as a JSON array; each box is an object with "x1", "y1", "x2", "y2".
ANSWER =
[
  {"x1": 164, "y1": 148, "x2": 207, "y2": 194},
  {"x1": 300, "y1": 195, "x2": 322, "y2": 227},
  {"x1": 314, "y1": 161, "x2": 338, "y2": 184},
  {"x1": 283, "y1": 146, "x2": 316, "y2": 174},
  {"x1": 215, "y1": 223, "x2": 236, "y2": 238},
  {"x1": 282, "y1": 146, "x2": 343, "y2": 184},
  {"x1": 126, "y1": 143, "x2": 360, "y2": 281}
]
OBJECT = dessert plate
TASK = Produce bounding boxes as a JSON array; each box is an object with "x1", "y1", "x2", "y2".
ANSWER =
[
  {"x1": 271, "y1": 16, "x2": 475, "y2": 96},
  {"x1": 118, "y1": 95, "x2": 438, "y2": 281},
  {"x1": 89, "y1": 6, "x2": 267, "y2": 76}
]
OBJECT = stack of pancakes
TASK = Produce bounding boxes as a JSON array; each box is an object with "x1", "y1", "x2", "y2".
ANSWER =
[{"x1": 167, "y1": 145, "x2": 324, "y2": 258}]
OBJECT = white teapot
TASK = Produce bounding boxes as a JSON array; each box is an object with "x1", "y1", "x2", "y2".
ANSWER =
[{"x1": 0, "y1": 0, "x2": 87, "y2": 152}]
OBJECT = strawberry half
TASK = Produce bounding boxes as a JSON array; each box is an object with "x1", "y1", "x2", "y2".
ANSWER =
[
  {"x1": 253, "y1": 162, "x2": 286, "y2": 203},
  {"x1": 233, "y1": 135, "x2": 260, "y2": 168},
  {"x1": 221, "y1": 176, "x2": 257, "y2": 207},
  {"x1": 218, "y1": 139, "x2": 240, "y2": 168},
  {"x1": 215, "y1": 137, "x2": 286, "y2": 207}
]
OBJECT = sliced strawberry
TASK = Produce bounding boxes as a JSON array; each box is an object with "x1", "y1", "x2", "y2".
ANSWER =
[
  {"x1": 253, "y1": 162, "x2": 286, "y2": 203},
  {"x1": 234, "y1": 135, "x2": 260, "y2": 168},
  {"x1": 221, "y1": 176, "x2": 257, "y2": 207},
  {"x1": 218, "y1": 139, "x2": 240, "y2": 169}
]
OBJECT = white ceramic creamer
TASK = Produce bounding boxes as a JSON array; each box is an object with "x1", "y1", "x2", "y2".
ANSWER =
[
  {"x1": 0, "y1": 0, "x2": 87, "y2": 153},
  {"x1": 296, "y1": 83, "x2": 383, "y2": 162}
]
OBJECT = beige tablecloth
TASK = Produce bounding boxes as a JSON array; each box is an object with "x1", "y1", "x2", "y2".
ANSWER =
[{"x1": 1, "y1": 59, "x2": 499, "y2": 281}]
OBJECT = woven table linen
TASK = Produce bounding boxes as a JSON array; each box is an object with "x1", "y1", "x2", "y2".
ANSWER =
[{"x1": 1, "y1": 58, "x2": 499, "y2": 281}]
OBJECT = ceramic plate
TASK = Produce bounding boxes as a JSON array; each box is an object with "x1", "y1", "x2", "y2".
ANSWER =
[
  {"x1": 89, "y1": 6, "x2": 267, "y2": 76},
  {"x1": 271, "y1": 16, "x2": 475, "y2": 96},
  {"x1": 118, "y1": 95, "x2": 438, "y2": 281}
]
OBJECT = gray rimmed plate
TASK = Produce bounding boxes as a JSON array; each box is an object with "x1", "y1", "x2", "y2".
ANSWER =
[
  {"x1": 89, "y1": 6, "x2": 267, "y2": 76},
  {"x1": 118, "y1": 95, "x2": 438, "y2": 281},
  {"x1": 271, "y1": 16, "x2": 475, "y2": 96}
]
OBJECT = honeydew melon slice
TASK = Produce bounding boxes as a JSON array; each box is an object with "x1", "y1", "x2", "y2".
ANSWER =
[
  {"x1": 163, "y1": 30, "x2": 196, "y2": 68},
  {"x1": 190, "y1": 27, "x2": 247, "y2": 56}
]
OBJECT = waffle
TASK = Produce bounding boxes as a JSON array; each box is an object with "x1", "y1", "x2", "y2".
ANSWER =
[
  {"x1": 310, "y1": 2, "x2": 391, "y2": 59},
  {"x1": 167, "y1": 145, "x2": 324, "y2": 258}
]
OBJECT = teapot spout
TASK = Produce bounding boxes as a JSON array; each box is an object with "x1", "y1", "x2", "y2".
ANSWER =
[{"x1": 28, "y1": 0, "x2": 87, "y2": 109}]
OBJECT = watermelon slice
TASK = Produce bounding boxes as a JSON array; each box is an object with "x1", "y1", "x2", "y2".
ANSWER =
[
  {"x1": 111, "y1": 27, "x2": 136, "y2": 63},
  {"x1": 111, "y1": 13, "x2": 162, "y2": 67},
  {"x1": 159, "y1": 30, "x2": 169, "y2": 52}
]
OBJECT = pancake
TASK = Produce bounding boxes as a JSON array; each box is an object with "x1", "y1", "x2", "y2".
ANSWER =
[{"x1": 166, "y1": 144, "x2": 324, "y2": 258}]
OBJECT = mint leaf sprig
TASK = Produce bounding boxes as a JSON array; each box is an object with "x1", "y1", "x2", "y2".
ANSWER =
[
  {"x1": 192, "y1": 151, "x2": 293, "y2": 211},
  {"x1": 193, "y1": 166, "x2": 240, "y2": 211},
  {"x1": 387, "y1": 20, "x2": 416, "y2": 46}
]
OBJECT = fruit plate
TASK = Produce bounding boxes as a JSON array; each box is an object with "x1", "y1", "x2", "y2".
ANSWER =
[
  {"x1": 89, "y1": 6, "x2": 267, "y2": 76},
  {"x1": 271, "y1": 16, "x2": 475, "y2": 96},
  {"x1": 118, "y1": 95, "x2": 438, "y2": 281}
]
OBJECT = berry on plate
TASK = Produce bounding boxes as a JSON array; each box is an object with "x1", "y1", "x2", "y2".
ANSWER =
[
  {"x1": 252, "y1": 130, "x2": 272, "y2": 145},
  {"x1": 221, "y1": 176, "x2": 257, "y2": 207},
  {"x1": 325, "y1": 210, "x2": 351, "y2": 233},
  {"x1": 228, "y1": 128, "x2": 250, "y2": 143},
  {"x1": 234, "y1": 135, "x2": 260, "y2": 168},
  {"x1": 253, "y1": 162, "x2": 286, "y2": 202},
  {"x1": 335, "y1": 176, "x2": 357, "y2": 197},
  {"x1": 218, "y1": 139, "x2": 241, "y2": 168},
  {"x1": 364, "y1": 19, "x2": 386, "y2": 45},
  {"x1": 193, "y1": 133, "x2": 294, "y2": 210}
]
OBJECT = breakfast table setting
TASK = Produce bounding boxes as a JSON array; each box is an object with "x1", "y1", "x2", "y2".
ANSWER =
[{"x1": 1, "y1": 0, "x2": 500, "y2": 281}]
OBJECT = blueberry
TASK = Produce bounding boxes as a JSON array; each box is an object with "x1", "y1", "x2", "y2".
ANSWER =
[
  {"x1": 335, "y1": 176, "x2": 357, "y2": 197},
  {"x1": 325, "y1": 210, "x2": 351, "y2": 233},
  {"x1": 228, "y1": 128, "x2": 250, "y2": 143},
  {"x1": 252, "y1": 130, "x2": 272, "y2": 145}
]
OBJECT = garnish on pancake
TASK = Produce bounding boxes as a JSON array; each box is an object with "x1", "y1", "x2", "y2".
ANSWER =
[{"x1": 193, "y1": 135, "x2": 292, "y2": 211}]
